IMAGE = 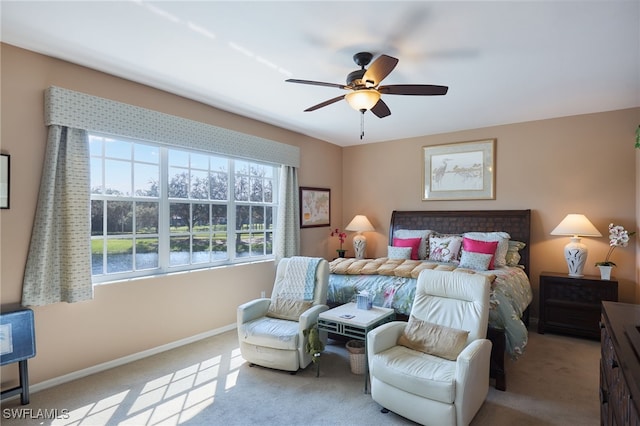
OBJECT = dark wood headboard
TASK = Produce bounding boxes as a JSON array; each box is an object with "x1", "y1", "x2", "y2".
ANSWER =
[{"x1": 389, "y1": 210, "x2": 531, "y2": 273}]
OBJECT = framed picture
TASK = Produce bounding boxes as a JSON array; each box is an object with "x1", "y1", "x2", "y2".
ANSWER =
[
  {"x1": 0, "y1": 154, "x2": 9, "y2": 209},
  {"x1": 299, "y1": 187, "x2": 330, "y2": 228},
  {"x1": 422, "y1": 139, "x2": 496, "y2": 200}
]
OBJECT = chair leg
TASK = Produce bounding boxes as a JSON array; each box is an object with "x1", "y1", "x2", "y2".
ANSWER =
[{"x1": 381, "y1": 408, "x2": 389, "y2": 414}]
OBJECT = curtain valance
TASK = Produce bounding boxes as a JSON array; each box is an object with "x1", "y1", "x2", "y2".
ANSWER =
[{"x1": 44, "y1": 86, "x2": 300, "y2": 167}]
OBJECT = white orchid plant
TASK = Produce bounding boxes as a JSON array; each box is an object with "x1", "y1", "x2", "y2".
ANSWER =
[{"x1": 595, "y1": 223, "x2": 636, "y2": 267}]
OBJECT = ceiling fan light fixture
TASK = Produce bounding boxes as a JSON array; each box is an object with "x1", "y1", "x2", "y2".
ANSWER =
[{"x1": 345, "y1": 89, "x2": 380, "y2": 111}]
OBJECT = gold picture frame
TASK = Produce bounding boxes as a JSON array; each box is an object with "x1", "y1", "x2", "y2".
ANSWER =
[{"x1": 422, "y1": 139, "x2": 496, "y2": 200}]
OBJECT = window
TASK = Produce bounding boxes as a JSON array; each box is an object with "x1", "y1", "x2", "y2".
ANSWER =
[{"x1": 90, "y1": 134, "x2": 278, "y2": 282}]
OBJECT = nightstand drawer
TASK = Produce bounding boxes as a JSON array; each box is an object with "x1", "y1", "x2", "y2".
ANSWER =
[{"x1": 544, "y1": 299, "x2": 602, "y2": 337}]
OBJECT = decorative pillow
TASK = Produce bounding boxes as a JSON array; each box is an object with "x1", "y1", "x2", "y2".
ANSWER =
[
  {"x1": 428, "y1": 235, "x2": 463, "y2": 263},
  {"x1": 458, "y1": 250, "x2": 493, "y2": 271},
  {"x1": 463, "y1": 237, "x2": 499, "y2": 269},
  {"x1": 394, "y1": 229, "x2": 433, "y2": 259},
  {"x1": 393, "y1": 237, "x2": 422, "y2": 261},
  {"x1": 387, "y1": 245, "x2": 413, "y2": 260},
  {"x1": 463, "y1": 232, "x2": 511, "y2": 267},
  {"x1": 506, "y1": 240, "x2": 526, "y2": 266},
  {"x1": 397, "y1": 315, "x2": 469, "y2": 361},
  {"x1": 266, "y1": 297, "x2": 313, "y2": 321}
]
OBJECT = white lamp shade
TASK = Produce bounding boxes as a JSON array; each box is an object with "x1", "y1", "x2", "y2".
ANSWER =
[
  {"x1": 345, "y1": 215, "x2": 375, "y2": 232},
  {"x1": 345, "y1": 215, "x2": 374, "y2": 259},
  {"x1": 550, "y1": 214, "x2": 602, "y2": 277},
  {"x1": 550, "y1": 214, "x2": 602, "y2": 237},
  {"x1": 345, "y1": 89, "x2": 381, "y2": 111}
]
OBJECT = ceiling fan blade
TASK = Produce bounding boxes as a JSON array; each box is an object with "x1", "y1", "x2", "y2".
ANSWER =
[
  {"x1": 286, "y1": 79, "x2": 348, "y2": 90},
  {"x1": 303, "y1": 95, "x2": 345, "y2": 112},
  {"x1": 371, "y1": 99, "x2": 391, "y2": 118},
  {"x1": 379, "y1": 84, "x2": 449, "y2": 96},
  {"x1": 362, "y1": 54, "x2": 399, "y2": 86}
]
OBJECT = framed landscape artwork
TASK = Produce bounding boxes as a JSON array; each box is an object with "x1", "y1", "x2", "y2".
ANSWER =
[
  {"x1": 422, "y1": 139, "x2": 496, "y2": 200},
  {"x1": 299, "y1": 187, "x2": 330, "y2": 228}
]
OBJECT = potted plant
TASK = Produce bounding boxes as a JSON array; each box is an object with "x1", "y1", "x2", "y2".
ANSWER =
[
  {"x1": 331, "y1": 228, "x2": 347, "y2": 258},
  {"x1": 595, "y1": 223, "x2": 635, "y2": 280}
]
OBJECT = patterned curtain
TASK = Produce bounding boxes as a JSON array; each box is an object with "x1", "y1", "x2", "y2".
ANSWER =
[
  {"x1": 274, "y1": 165, "x2": 299, "y2": 261},
  {"x1": 22, "y1": 125, "x2": 93, "y2": 306}
]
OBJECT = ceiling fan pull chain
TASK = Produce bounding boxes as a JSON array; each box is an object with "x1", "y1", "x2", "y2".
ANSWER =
[{"x1": 360, "y1": 110, "x2": 365, "y2": 139}]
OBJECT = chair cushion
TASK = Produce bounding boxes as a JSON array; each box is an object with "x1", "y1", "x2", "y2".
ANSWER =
[
  {"x1": 397, "y1": 315, "x2": 469, "y2": 361},
  {"x1": 239, "y1": 317, "x2": 299, "y2": 350},
  {"x1": 371, "y1": 345, "x2": 456, "y2": 404},
  {"x1": 266, "y1": 297, "x2": 313, "y2": 321}
]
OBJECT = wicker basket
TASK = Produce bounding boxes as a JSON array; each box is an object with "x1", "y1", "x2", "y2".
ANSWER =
[{"x1": 346, "y1": 340, "x2": 366, "y2": 375}]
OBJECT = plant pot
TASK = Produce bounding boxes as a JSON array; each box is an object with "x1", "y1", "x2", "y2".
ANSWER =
[
  {"x1": 336, "y1": 249, "x2": 346, "y2": 258},
  {"x1": 598, "y1": 265, "x2": 613, "y2": 280}
]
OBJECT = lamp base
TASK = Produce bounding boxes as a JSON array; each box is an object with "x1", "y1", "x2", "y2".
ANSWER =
[
  {"x1": 564, "y1": 237, "x2": 588, "y2": 277},
  {"x1": 353, "y1": 234, "x2": 367, "y2": 259}
]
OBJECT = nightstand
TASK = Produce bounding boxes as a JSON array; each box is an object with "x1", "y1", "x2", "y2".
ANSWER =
[{"x1": 538, "y1": 271, "x2": 618, "y2": 340}]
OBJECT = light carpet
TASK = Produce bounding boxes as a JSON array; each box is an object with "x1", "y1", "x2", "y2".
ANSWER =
[{"x1": 0, "y1": 329, "x2": 600, "y2": 425}]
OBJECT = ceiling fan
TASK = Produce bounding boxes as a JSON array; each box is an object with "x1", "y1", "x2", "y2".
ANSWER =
[
  {"x1": 286, "y1": 52, "x2": 448, "y2": 138},
  {"x1": 286, "y1": 52, "x2": 449, "y2": 139}
]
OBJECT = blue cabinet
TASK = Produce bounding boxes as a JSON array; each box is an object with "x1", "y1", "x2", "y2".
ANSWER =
[{"x1": 1, "y1": 308, "x2": 36, "y2": 405}]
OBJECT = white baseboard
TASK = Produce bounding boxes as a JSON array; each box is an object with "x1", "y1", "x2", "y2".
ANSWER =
[{"x1": 27, "y1": 323, "x2": 237, "y2": 395}]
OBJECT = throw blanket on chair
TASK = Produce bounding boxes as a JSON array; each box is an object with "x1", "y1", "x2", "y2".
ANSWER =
[{"x1": 279, "y1": 256, "x2": 322, "y2": 301}]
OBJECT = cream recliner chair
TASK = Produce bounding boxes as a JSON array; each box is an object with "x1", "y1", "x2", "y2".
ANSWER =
[
  {"x1": 237, "y1": 256, "x2": 329, "y2": 372},
  {"x1": 367, "y1": 269, "x2": 492, "y2": 426}
]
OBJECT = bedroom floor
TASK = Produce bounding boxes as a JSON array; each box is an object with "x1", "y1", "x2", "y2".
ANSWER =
[{"x1": 0, "y1": 328, "x2": 600, "y2": 426}]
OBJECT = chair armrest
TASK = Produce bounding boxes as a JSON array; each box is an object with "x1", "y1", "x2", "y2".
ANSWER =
[
  {"x1": 237, "y1": 298, "x2": 270, "y2": 324},
  {"x1": 455, "y1": 338, "x2": 492, "y2": 424},
  {"x1": 367, "y1": 321, "x2": 407, "y2": 355},
  {"x1": 298, "y1": 304, "x2": 329, "y2": 330}
]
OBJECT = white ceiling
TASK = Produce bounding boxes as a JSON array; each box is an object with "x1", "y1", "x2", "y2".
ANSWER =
[{"x1": 2, "y1": 1, "x2": 639, "y2": 147}]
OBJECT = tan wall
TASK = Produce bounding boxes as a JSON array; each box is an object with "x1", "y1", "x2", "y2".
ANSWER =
[
  {"x1": 341, "y1": 108, "x2": 639, "y2": 314},
  {"x1": 0, "y1": 44, "x2": 342, "y2": 387},
  {"x1": 637, "y1": 134, "x2": 640, "y2": 304}
]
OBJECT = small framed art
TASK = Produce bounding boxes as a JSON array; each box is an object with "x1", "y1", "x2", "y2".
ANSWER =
[
  {"x1": 299, "y1": 187, "x2": 330, "y2": 228},
  {"x1": 423, "y1": 139, "x2": 496, "y2": 200},
  {"x1": 0, "y1": 154, "x2": 9, "y2": 209}
]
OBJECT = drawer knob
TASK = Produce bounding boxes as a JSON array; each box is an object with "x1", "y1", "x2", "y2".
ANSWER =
[{"x1": 611, "y1": 359, "x2": 618, "y2": 369}]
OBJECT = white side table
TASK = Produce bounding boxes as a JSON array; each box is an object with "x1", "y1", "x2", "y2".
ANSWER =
[{"x1": 317, "y1": 302, "x2": 395, "y2": 393}]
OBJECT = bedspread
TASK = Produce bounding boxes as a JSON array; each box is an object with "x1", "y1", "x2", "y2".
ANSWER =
[{"x1": 328, "y1": 258, "x2": 532, "y2": 358}]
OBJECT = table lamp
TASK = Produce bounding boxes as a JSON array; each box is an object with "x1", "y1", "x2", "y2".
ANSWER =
[
  {"x1": 345, "y1": 215, "x2": 375, "y2": 259},
  {"x1": 550, "y1": 214, "x2": 602, "y2": 277}
]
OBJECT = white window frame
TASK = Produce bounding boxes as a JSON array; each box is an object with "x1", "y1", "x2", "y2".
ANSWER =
[{"x1": 90, "y1": 133, "x2": 278, "y2": 284}]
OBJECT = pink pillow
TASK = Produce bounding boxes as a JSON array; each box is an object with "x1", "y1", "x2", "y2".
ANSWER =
[
  {"x1": 393, "y1": 237, "x2": 422, "y2": 260},
  {"x1": 463, "y1": 237, "x2": 499, "y2": 269}
]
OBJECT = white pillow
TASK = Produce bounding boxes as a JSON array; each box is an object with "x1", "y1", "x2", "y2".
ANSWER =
[
  {"x1": 429, "y1": 235, "x2": 463, "y2": 263},
  {"x1": 458, "y1": 250, "x2": 493, "y2": 271},
  {"x1": 394, "y1": 229, "x2": 433, "y2": 260},
  {"x1": 388, "y1": 245, "x2": 413, "y2": 260},
  {"x1": 463, "y1": 232, "x2": 510, "y2": 267}
]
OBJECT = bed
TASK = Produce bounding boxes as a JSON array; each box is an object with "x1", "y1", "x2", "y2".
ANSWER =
[{"x1": 327, "y1": 209, "x2": 532, "y2": 391}]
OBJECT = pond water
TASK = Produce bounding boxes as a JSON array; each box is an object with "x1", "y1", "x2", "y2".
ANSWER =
[{"x1": 92, "y1": 251, "x2": 233, "y2": 275}]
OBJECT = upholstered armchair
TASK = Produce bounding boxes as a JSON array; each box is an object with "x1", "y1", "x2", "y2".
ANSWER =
[
  {"x1": 237, "y1": 256, "x2": 329, "y2": 372},
  {"x1": 367, "y1": 269, "x2": 492, "y2": 426}
]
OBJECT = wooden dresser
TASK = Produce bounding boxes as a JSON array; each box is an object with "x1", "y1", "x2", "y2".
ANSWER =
[{"x1": 600, "y1": 301, "x2": 640, "y2": 426}]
